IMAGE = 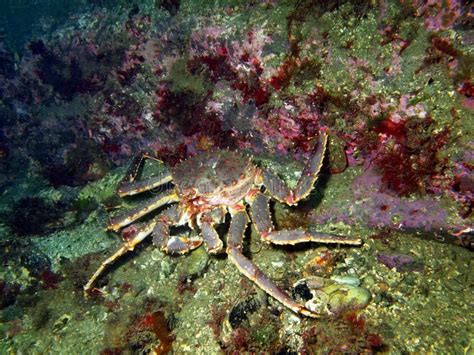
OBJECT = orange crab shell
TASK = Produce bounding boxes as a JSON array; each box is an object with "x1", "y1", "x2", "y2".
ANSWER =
[{"x1": 172, "y1": 150, "x2": 261, "y2": 220}]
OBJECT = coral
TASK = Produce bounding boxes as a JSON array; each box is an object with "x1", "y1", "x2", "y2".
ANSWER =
[
  {"x1": 159, "y1": 0, "x2": 181, "y2": 16},
  {"x1": 0, "y1": 44, "x2": 16, "y2": 83},
  {"x1": 26, "y1": 38, "x2": 108, "y2": 101}
]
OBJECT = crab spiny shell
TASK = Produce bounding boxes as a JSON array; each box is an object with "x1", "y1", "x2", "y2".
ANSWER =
[{"x1": 172, "y1": 150, "x2": 257, "y2": 206}]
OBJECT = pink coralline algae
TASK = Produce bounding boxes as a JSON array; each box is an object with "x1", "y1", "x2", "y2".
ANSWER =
[
  {"x1": 399, "y1": 0, "x2": 467, "y2": 32},
  {"x1": 450, "y1": 149, "x2": 474, "y2": 218},
  {"x1": 253, "y1": 105, "x2": 322, "y2": 155},
  {"x1": 411, "y1": 0, "x2": 463, "y2": 31},
  {"x1": 358, "y1": 189, "x2": 448, "y2": 232},
  {"x1": 150, "y1": 26, "x2": 327, "y2": 159},
  {"x1": 458, "y1": 81, "x2": 474, "y2": 110},
  {"x1": 346, "y1": 93, "x2": 451, "y2": 197},
  {"x1": 0, "y1": 1, "x2": 469, "y2": 227},
  {"x1": 376, "y1": 252, "x2": 423, "y2": 272},
  {"x1": 311, "y1": 167, "x2": 460, "y2": 236}
]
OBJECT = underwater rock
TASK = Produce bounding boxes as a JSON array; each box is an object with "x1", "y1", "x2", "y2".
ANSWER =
[
  {"x1": 376, "y1": 252, "x2": 423, "y2": 272},
  {"x1": 174, "y1": 244, "x2": 209, "y2": 278},
  {"x1": 293, "y1": 276, "x2": 371, "y2": 316},
  {"x1": 6, "y1": 197, "x2": 66, "y2": 236},
  {"x1": 330, "y1": 275, "x2": 361, "y2": 287},
  {"x1": 301, "y1": 248, "x2": 338, "y2": 277},
  {"x1": 0, "y1": 281, "x2": 20, "y2": 309}
]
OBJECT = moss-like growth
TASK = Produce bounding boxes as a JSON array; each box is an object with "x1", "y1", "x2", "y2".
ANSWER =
[{"x1": 169, "y1": 58, "x2": 209, "y2": 97}]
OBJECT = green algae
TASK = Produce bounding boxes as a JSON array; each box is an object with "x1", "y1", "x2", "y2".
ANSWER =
[
  {"x1": 76, "y1": 167, "x2": 124, "y2": 204},
  {"x1": 169, "y1": 58, "x2": 210, "y2": 97}
]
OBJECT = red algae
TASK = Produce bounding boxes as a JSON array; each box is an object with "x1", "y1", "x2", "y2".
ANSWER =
[
  {"x1": 269, "y1": 57, "x2": 298, "y2": 91},
  {"x1": 302, "y1": 311, "x2": 386, "y2": 354},
  {"x1": 370, "y1": 113, "x2": 450, "y2": 196},
  {"x1": 130, "y1": 310, "x2": 174, "y2": 354},
  {"x1": 38, "y1": 269, "x2": 62, "y2": 290},
  {"x1": 374, "y1": 117, "x2": 407, "y2": 141},
  {"x1": 345, "y1": 311, "x2": 366, "y2": 332},
  {"x1": 100, "y1": 348, "x2": 123, "y2": 355},
  {"x1": 458, "y1": 81, "x2": 474, "y2": 109}
]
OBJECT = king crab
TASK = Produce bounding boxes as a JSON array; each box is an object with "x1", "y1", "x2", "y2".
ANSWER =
[{"x1": 84, "y1": 132, "x2": 361, "y2": 317}]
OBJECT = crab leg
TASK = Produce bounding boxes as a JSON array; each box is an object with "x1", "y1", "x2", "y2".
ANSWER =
[
  {"x1": 226, "y1": 208, "x2": 319, "y2": 318},
  {"x1": 108, "y1": 190, "x2": 180, "y2": 231},
  {"x1": 124, "y1": 152, "x2": 165, "y2": 183},
  {"x1": 200, "y1": 221, "x2": 224, "y2": 254},
  {"x1": 118, "y1": 152, "x2": 172, "y2": 196},
  {"x1": 84, "y1": 220, "x2": 157, "y2": 293},
  {"x1": 152, "y1": 205, "x2": 202, "y2": 254},
  {"x1": 247, "y1": 192, "x2": 274, "y2": 236},
  {"x1": 118, "y1": 174, "x2": 173, "y2": 197},
  {"x1": 199, "y1": 211, "x2": 225, "y2": 254},
  {"x1": 262, "y1": 132, "x2": 328, "y2": 206},
  {"x1": 249, "y1": 192, "x2": 362, "y2": 245}
]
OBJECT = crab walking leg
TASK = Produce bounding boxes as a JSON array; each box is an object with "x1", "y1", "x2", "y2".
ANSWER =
[
  {"x1": 226, "y1": 209, "x2": 319, "y2": 318},
  {"x1": 152, "y1": 205, "x2": 202, "y2": 254},
  {"x1": 118, "y1": 152, "x2": 172, "y2": 196},
  {"x1": 293, "y1": 131, "x2": 328, "y2": 202},
  {"x1": 262, "y1": 132, "x2": 328, "y2": 206},
  {"x1": 201, "y1": 222, "x2": 224, "y2": 254},
  {"x1": 108, "y1": 190, "x2": 180, "y2": 231},
  {"x1": 250, "y1": 192, "x2": 362, "y2": 246},
  {"x1": 261, "y1": 169, "x2": 291, "y2": 204},
  {"x1": 264, "y1": 229, "x2": 362, "y2": 245},
  {"x1": 118, "y1": 174, "x2": 173, "y2": 197},
  {"x1": 123, "y1": 152, "x2": 166, "y2": 183},
  {"x1": 199, "y1": 214, "x2": 224, "y2": 254},
  {"x1": 84, "y1": 220, "x2": 157, "y2": 293},
  {"x1": 247, "y1": 192, "x2": 274, "y2": 236}
]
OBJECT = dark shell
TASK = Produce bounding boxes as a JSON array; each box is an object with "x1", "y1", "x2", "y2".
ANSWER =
[{"x1": 172, "y1": 150, "x2": 253, "y2": 195}]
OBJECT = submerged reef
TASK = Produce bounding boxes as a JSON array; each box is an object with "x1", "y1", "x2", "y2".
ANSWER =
[{"x1": 0, "y1": 0, "x2": 473, "y2": 353}]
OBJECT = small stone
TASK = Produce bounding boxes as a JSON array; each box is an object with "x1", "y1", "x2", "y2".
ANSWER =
[
  {"x1": 330, "y1": 275, "x2": 361, "y2": 286},
  {"x1": 175, "y1": 246, "x2": 209, "y2": 277},
  {"x1": 294, "y1": 276, "x2": 371, "y2": 316},
  {"x1": 377, "y1": 252, "x2": 423, "y2": 272},
  {"x1": 363, "y1": 275, "x2": 376, "y2": 287},
  {"x1": 325, "y1": 283, "x2": 371, "y2": 312}
]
